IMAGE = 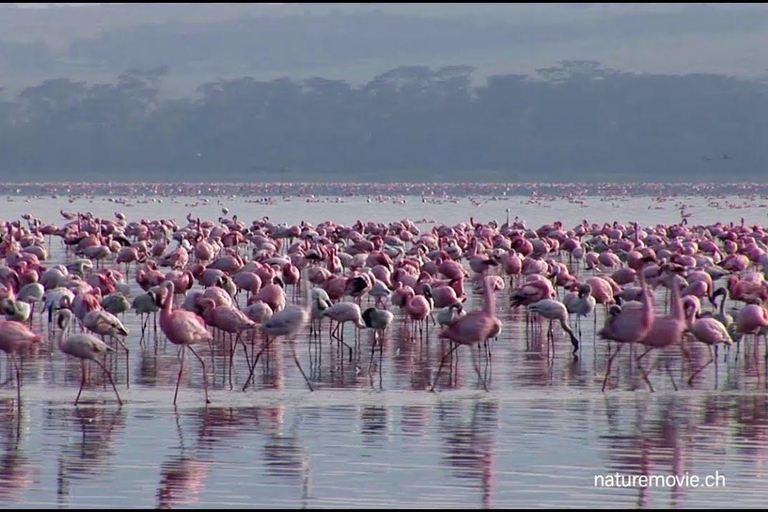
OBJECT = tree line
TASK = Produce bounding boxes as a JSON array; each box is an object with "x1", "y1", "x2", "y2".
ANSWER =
[{"x1": 0, "y1": 60, "x2": 766, "y2": 182}]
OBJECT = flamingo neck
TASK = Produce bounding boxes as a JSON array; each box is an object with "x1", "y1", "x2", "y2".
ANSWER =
[
  {"x1": 670, "y1": 281, "x2": 683, "y2": 321},
  {"x1": 483, "y1": 278, "x2": 495, "y2": 315},
  {"x1": 641, "y1": 281, "x2": 654, "y2": 328},
  {"x1": 58, "y1": 314, "x2": 72, "y2": 349},
  {"x1": 162, "y1": 284, "x2": 174, "y2": 312},
  {"x1": 718, "y1": 292, "x2": 726, "y2": 316}
]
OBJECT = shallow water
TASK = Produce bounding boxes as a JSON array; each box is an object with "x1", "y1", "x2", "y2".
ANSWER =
[{"x1": 0, "y1": 193, "x2": 764, "y2": 508}]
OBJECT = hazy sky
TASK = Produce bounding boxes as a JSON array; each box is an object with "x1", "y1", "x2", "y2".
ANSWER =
[{"x1": 3, "y1": 3, "x2": 768, "y2": 88}]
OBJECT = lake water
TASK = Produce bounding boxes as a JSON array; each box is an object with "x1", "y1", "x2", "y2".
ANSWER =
[{"x1": 0, "y1": 193, "x2": 765, "y2": 508}]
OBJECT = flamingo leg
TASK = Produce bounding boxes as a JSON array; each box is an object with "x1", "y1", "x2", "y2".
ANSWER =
[
  {"x1": 173, "y1": 345, "x2": 186, "y2": 406},
  {"x1": 601, "y1": 344, "x2": 623, "y2": 392},
  {"x1": 114, "y1": 337, "x2": 130, "y2": 388},
  {"x1": 664, "y1": 359, "x2": 678, "y2": 391},
  {"x1": 636, "y1": 349, "x2": 656, "y2": 392},
  {"x1": 430, "y1": 343, "x2": 460, "y2": 392},
  {"x1": 470, "y1": 343, "x2": 489, "y2": 391},
  {"x1": 12, "y1": 355, "x2": 20, "y2": 405},
  {"x1": 368, "y1": 333, "x2": 378, "y2": 376},
  {"x1": 289, "y1": 338, "x2": 313, "y2": 391},
  {"x1": 93, "y1": 358, "x2": 123, "y2": 406},
  {"x1": 229, "y1": 333, "x2": 239, "y2": 390},
  {"x1": 243, "y1": 336, "x2": 272, "y2": 391},
  {"x1": 187, "y1": 346, "x2": 210, "y2": 404},
  {"x1": 335, "y1": 323, "x2": 353, "y2": 361},
  {"x1": 688, "y1": 345, "x2": 714, "y2": 385},
  {"x1": 75, "y1": 360, "x2": 86, "y2": 406},
  {"x1": 140, "y1": 314, "x2": 148, "y2": 343},
  {"x1": 379, "y1": 330, "x2": 384, "y2": 389}
]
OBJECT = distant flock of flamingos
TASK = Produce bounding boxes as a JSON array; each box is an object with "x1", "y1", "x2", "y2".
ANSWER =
[{"x1": 0, "y1": 204, "x2": 764, "y2": 407}]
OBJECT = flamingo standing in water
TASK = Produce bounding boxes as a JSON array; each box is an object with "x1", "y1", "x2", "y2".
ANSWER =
[
  {"x1": 565, "y1": 283, "x2": 596, "y2": 337},
  {"x1": 634, "y1": 272, "x2": 688, "y2": 391},
  {"x1": 56, "y1": 309, "x2": 122, "y2": 406},
  {"x1": 320, "y1": 302, "x2": 365, "y2": 360},
  {"x1": 599, "y1": 277, "x2": 654, "y2": 392},
  {"x1": 684, "y1": 301, "x2": 733, "y2": 385},
  {"x1": 241, "y1": 299, "x2": 314, "y2": 392},
  {"x1": 199, "y1": 298, "x2": 258, "y2": 389},
  {"x1": 526, "y1": 299, "x2": 580, "y2": 356},
  {"x1": 157, "y1": 281, "x2": 212, "y2": 405},
  {"x1": 0, "y1": 319, "x2": 42, "y2": 403},
  {"x1": 362, "y1": 306, "x2": 395, "y2": 384},
  {"x1": 82, "y1": 308, "x2": 130, "y2": 386},
  {"x1": 431, "y1": 275, "x2": 503, "y2": 391}
]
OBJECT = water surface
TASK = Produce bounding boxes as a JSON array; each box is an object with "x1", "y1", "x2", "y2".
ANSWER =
[{"x1": 0, "y1": 193, "x2": 763, "y2": 508}]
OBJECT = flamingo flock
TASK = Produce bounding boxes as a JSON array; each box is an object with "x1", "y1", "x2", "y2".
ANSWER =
[
  {"x1": 0, "y1": 202, "x2": 767, "y2": 407},
  {"x1": 10, "y1": 180, "x2": 768, "y2": 200}
]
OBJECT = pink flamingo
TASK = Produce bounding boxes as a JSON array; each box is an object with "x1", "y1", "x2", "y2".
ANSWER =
[
  {"x1": 252, "y1": 277, "x2": 286, "y2": 313},
  {"x1": 509, "y1": 277, "x2": 555, "y2": 331},
  {"x1": 527, "y1": 298, "x2": 580, "y2": 356},
  {"x1": 634, "y1": 273, "x2": 688, "y2": 391},
  {"x1": 232, "y1": 271, "x2": 262, "y2": 300},
  {"x1": 0, "y1": 320, "x2": 42, "y2": 403},
  {"x1": 684, "y1": 301, "x2": 733, "y2": 385},
  {"x1": 403, "y1": 287, "x2": 434, "y2": 339},
  {"x1": 158, "y1": 281, "x2": 212, "y2": 405},
  {"x1": 56, "y1": 309, "x2": 122, "y2": 405},
  {"x1": 242, "y1": 301, "x2": 314, "y2": 391},
  {"x1": 599, "y1": 278, "x2": 654, "y2": 391},
  {"x1": 82, "y1": 308, "x2": 130, "y2": 386},
  {"x1": 321, "y1": 302, "x2": 365, "y2": 360},
  {"x1": 431, "y1": 275, "x2": 503, "y2": 391},
  {"x1": 199, "y1": 298, "x2": 257, "y2": 388}
]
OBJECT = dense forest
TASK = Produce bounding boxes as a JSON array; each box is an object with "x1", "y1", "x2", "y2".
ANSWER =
[{"x1": 0, "y1": 60, "x2": 765, "y2": 182}]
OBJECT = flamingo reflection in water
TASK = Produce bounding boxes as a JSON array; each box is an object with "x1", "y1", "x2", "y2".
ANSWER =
[
  {"x1": 438, "y1": 401, "x2": 499, "y2": 508},
  {"x1": 54, "y1": 406, "x2": 127, "y2": 508},
  {"x1": 0, "y1": 399, "x2": 34, "y2": 505},
  {"x1": 157, "y1": 410, "x2": 209, "y2": 509}
]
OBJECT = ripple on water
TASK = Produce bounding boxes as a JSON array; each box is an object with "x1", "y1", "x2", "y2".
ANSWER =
[{"x1": 0, "y1": 195, "x2": 764, "y2": 507}]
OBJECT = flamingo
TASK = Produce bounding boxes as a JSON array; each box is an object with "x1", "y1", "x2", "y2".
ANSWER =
[
  {"x1": 634, "y1": 272, "x2": 688, "y2": 391},
  {"x1": 55, "y1": 309, "x2": 122, "y2": 406},
  {"x1": 599, "y1": 278, "x2": 654, "y2": 391},
  {"x1": 436, "y1": 302, "x2": 466, "y2": 328},
  {"x1": 241, "y1": 300, "x2": 314, "y2": 392},
  {"x1": 431, "y1": 275, "x2": 503, "y2": 391},
  {"x1": 321, "y1": 302, "x2": 365, "y2": 360},
  {"x1": 0, "y1": 299, "x2": 30, "y2": 323},
  {"x1": 308, "y1": 288, "x2": 332, "y2": 339},
  {"x1": 199, "y1": 297, "x2": 257, "y2": 388},
  {"x1": 527, "y1": 299, "x2": 580, "y2": 356},
  {"x1": 684, "y1": 302, "x2": 733, "y2": 385},
  {"x1": 158, "y1": 281, "x2": 212, "y2": 405},
  {"x1": 0, "y1": 320, "x2": 42, "y2": 403},
  {"x1": 565, "y1": 283, "x2": 596, "y2": 337},
  {"x1": 362, "y1": 306, "x2": 394, "y2": 382},
  {"x1": 132, "y1": 290, "x2": 161, "y2": 339},
  {"x1": 82, "y1": 309, "x2": 130, "y2": 386},
  {"x1": 402, "y1": 286, "x2": 434, "y2": 339}
]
